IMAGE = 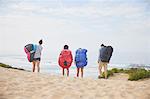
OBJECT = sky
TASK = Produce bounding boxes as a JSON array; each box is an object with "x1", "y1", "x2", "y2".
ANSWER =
[{"x1": 0, "y1": 0, "x2": 150, "y2": 64}]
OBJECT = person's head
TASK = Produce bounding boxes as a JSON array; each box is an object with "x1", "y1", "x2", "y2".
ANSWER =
[
  {"x1": 101, "y1": 44, "x2": 105, "y2": 47},
  {"x1": 39, "y1": 39, "x2": 43, "y2": 45},
  {"x1": 64, "y1": 45, "x2": 69, "y2": 49}
]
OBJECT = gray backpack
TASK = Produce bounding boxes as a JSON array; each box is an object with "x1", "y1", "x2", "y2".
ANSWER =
[{"x1": 101, "y1": 46, "x2": 113, "y2": 62}]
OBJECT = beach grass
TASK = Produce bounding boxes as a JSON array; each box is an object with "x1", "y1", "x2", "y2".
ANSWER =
[
  {"x1": 101, "y1": 70, "x2": 114, "y2": 78},
  {"x1": 0, "y1": 63, "x2": 25, "y2": 71},
  {"x1": 128, "y1": 68, "x2": 150, "y2": 81},
  {"x1": 101, "y1": 68, "x2": 150, "y2": 81}
]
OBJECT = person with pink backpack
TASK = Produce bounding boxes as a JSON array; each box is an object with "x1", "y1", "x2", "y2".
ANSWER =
[
  {"x1": 58, "y1": 45, "x2": 73, "y2": 76},
  {"x1": 24, "y1": 40, "x2": 43, "y2": 72}
]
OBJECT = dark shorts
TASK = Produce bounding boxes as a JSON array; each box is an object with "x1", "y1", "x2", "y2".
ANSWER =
[{"x1": 33, "y1": 58, "x2": 41, "y2": 61}]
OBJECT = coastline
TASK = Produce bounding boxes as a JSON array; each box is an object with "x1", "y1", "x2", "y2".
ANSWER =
[
  {"x1": 1, "y1": 54, "x2": 150, "y2": 79},
  {"x1": 0, "y1": 64, "x2": 150, "y2": 99}
]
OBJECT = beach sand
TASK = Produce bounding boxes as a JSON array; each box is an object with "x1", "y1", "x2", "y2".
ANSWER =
[{"x1": 0, "y1": 67, "x2": 150, "y2": 99}]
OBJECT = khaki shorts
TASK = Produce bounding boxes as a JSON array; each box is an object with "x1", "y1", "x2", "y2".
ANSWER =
[{"x1": 99, "y1": 61, "x2": 108, "y2": 67}]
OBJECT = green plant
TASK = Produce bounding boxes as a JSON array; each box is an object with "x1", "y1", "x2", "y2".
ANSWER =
[
  {"x1": 99, "y1": 68, "x2": 150, "y2": 81},
  {"x1": 128, "y1": 69, "x2": 150, "y2": 81},
  {"x1": 111, "y1": 68, "x2": 119, "y2": 73},
  {"x1": 0, "y1": 63, "x2": 12, "y2": 68},
  {"x1": 0, "y1": 63, "x2": 25, "y2": 71},
  {"x1": 101, "y1": 70, "x2": 114, "y2": 78}
]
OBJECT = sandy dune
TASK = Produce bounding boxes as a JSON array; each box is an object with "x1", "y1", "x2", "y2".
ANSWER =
[{"x1": 0, "y1": 67, "x2": 150, "y2": 99}]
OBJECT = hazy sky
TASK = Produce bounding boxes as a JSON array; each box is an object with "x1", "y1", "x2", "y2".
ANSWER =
[{"x1": 0, "y1": 0, "x2": 150, "y2": 64}]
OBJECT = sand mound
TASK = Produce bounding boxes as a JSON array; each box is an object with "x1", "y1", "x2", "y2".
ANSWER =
[{"x1": 0, "y1": 67, "x2": 150, "y2": 99}]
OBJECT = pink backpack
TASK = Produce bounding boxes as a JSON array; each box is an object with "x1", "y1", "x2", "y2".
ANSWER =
[{"x1": 24, "y1": 44, "x2": 37, "y2": 62}]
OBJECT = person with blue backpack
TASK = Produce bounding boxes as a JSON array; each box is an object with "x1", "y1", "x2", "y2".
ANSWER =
[{"x1": 75, "y1": 48, "x2": 88, "y2": 78}]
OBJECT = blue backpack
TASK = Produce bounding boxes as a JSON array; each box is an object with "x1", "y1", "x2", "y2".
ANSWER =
[{"x1": 75, "y1": 48, "x2": 87, "y2": 68}]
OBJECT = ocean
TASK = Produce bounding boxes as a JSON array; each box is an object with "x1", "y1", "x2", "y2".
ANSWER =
[{"x1": 0, "y1": 55, "x2": 150, "y2": 79}]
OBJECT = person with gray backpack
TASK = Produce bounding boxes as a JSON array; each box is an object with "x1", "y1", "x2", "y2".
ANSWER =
[{"x1": 98, "y1": 44, "x2": 113, "y2": 79}]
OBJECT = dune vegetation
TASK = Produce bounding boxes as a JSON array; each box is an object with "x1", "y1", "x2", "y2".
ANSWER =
[
  {"x1": 101, "y1": 68, "x2": 150, "y2": 81},
  {"x1": 0, "y1": 63, "x2": 25, "y2": 71}
]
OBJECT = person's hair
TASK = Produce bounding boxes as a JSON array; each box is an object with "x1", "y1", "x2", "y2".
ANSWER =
[
  {"x1": 64, "y1": 45, "x2": 69, "y2": 49},
  {"x1": 101, "y1": 44, "x2": 105, "y2": 47},
  {"x1": 39, "y1": 40, "x2": 43, "y2": 45}
]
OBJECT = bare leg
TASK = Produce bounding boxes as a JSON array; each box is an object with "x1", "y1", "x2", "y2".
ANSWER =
[
  {"x1": 62, "y1": 68, "x2": 65, "y2": 76},
  {"x1": 104, "y1": 63, "x2": 107, "y2": 79},
  {"x1": 32, "y1": 61, "x2": 36, "y2": 72},
  {"x1": 98, "y1": 62, "x2": 102, "y2": 77},
  {"x1": 67, "y1": 68, "x2": 69, "y2": 77},
  {"x1": 77, "y1": 68, "x2": 79, "y2": 77},
  {"x1": 36, "y1": 60, "x2": 40, "y2": 72},
  {"x1": 81, "y1": 67, "x2": 83, "y2": 78}
]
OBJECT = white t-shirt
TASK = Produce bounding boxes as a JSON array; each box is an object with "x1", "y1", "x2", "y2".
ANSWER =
[{"x1": 34, "y1": 45, "x2": 43, "y2": 58}]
